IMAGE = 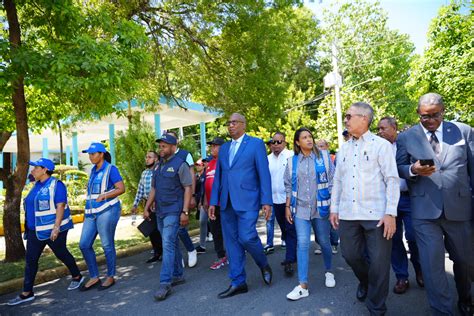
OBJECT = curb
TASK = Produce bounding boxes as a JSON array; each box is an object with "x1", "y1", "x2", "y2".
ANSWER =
[{"x1": 0, "y1": 227, "x2": 200, "y2": 296}]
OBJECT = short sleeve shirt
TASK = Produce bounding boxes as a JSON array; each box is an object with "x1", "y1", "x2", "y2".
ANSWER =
[{"x1": 25, "y1": 178, "x2": 68, "y2": 230}]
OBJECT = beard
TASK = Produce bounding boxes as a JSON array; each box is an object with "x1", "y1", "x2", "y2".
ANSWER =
[{"x1": 146, "y1": 162, "x2": 155, "y2": 168}]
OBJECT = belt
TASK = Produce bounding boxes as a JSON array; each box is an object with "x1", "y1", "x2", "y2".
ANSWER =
[{"x1": 400, "y1": 191, "x2": 410, "y2": 196}]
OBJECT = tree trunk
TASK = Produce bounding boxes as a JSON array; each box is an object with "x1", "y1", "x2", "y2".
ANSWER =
[{"x1": 3, "y1": 0, "x2": 29, "y2": 262}]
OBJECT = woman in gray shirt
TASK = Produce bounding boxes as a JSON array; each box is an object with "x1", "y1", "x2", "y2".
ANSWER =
[{"x1": 284, "y1": 127, "x2": 335, "y2": 301}]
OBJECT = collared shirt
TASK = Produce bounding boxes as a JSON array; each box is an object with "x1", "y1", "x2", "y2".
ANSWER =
[
  {"x1": 268, "y1": 148, "x2": 293, "y2": 204},
  {"x1": 392, "y1": 142, "x2": 408, "y2": 192},
  {"x1": 331, "y1": 130, "x2": 400, "y2": 220},
  {"x1": 420, "y1": 122, "x2": 443, "y2": 152},
  {"x1": 230, "y1": 133, "x2": 246, "y2": 157},
  {"x1": 133, "y1": 168, "x2": 154, "y2": 207},
  {"x1": 284, "y1": 152, "x2": 334, "y2": 220}
]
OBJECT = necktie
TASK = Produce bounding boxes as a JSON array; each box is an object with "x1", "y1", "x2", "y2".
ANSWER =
[
  {"x1": 429, "y1": 131, "x2": 440, "y2": 155},
  {"x1": 229, "y1": 141, "x2": 237, "y2": 165}
]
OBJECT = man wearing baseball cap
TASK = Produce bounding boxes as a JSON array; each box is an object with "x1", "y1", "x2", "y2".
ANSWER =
[{"x1": 144, "y1": 133, "x2": 193, "y2": 301}]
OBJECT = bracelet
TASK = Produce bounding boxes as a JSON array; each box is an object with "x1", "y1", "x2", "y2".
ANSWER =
[{"x1": 285, "y1": 206, "x2": 291, "y2": 208}]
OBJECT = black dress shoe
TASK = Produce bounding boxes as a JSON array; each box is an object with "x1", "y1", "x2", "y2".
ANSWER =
[
  {"x1": 98, "y1": 279, "x2": 115, "y2": 291},
  {"x1": 146, "y1": 255, "x2": 162, "y2": 263},
  {"x1": 284, "y1": 263, "x2": 294, "y2": 276},
  {"x1": 218, "y1": 284, "x2": 248, "y2": 299},
  {"x1": 261, "y1": 265, "x2": 273, "y2": 285},
  {"x1": 356, "y1": 283, "x2": 368, "y2": 301},
  {"x1": 79, "y1": 280, "x2": 101, "y2": 292},
  {"x1": 415, "y1": 270, "x2": 424, "y2": 288},
  {"x1": 457, "y1": 301, "x2": 472, "y2": 316}
]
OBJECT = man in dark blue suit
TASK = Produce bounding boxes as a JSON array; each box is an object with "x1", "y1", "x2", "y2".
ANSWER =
[
  {"x1": 397, "y1": 93, "x2": 473, "y2": 316},
  {"x1": 209, "y1": 113, "x2": 273, "y2": 298}
]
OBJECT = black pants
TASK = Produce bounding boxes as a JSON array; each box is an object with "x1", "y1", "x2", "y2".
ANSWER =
[
  {"x1": 209, "y1": 206, "x2": 226, "y2": 258},
  {"x1": 339, "y1": 220, "x2": 392, "y2": 316},
  {"x1": 24, "y1": 229, "x2": 81, "y2": 292},
  {"x1": 149, "y1": 211, "x2": 163, "y2": 256}
]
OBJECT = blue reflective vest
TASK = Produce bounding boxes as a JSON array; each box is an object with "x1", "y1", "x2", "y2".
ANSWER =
[
  {"x1": 34, "y1": 177, "x2": 73, "y2": 241},
  {"x1": 289, "y1": 150, "x2": 331, "y2": 217},
  {"x1": 154, "y1": 155, "x2": 185, "y2": 216},
  {"x1": 85, "y1": 162, "x2": 120, "y2": 217}
]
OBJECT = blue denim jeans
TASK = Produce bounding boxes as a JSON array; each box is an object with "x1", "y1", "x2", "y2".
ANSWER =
[
  {"x1": 199, "y1": 207, "x2": 209, "y2": 247},
  {"x1": 178, "y1": 226, "x2": 195, "y2": 252},
  {"x1": 157, "y1": 214, "x2": 184, "y2": 285},
  {"x1": 295, "y1": 216, "x2": 332, "y2": 284},
  {"x1": 79, "y1": 204, "x2": 121, "y2": 278}
]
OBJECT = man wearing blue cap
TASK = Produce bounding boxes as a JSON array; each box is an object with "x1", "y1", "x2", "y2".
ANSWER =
[{"x1": 144, "y1": 134, "x2": 193, "y2": 301}]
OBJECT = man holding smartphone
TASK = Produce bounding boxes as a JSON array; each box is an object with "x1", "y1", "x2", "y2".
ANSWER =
[{"x1": 396, "y1": 93, "x2": 473, "y2": 316}]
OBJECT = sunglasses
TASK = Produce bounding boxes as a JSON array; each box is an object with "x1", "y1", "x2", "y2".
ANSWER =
[
  {"x1": 419, "y1": 112, "x2": 443, "y2": 121},
  {"x1": 268, "y1": 140, "x2": 284, "y2": 145}
]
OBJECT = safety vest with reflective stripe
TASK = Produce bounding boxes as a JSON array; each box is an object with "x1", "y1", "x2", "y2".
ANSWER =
[
  {"x1": 34, "y1": 177, "x2": 73, "y2": 241},
  {"x1": 85, "y1": 162, "x2": 119, "y2": 217},
  {"x1": 289, "y1": 150, "x2": 331, "y2": 217}
]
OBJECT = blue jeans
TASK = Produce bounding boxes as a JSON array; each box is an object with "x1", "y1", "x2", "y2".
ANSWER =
[
  {"x1": 295, "y1": 216, "x2": 332, "y2": 284},
  {"x1": 265, "y1": 203, "x2": 287, "y2": 247},
  {"x1": 157, "y1": 214, "x2": 184, "y2": 284},
  {"x1": 178, "y1": 226, "x2": 195, "y2": 252},
  {"x1": 79, "y1": 205, "x2": 121, "y2": 278},
  {"x1": 199, "y1": 207, "x2": 209, "y2": 247}
]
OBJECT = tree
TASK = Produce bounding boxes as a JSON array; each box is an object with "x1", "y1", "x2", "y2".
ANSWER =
[
  {"x1": 0, "y1": 0, "x2": 151, "y2": 261},
  {"x1": 406, "y1": 1, "x2": 473, "y2": 125},
  {"x1": 314, "y1": 0, "x2": 415, "y2": 146}
]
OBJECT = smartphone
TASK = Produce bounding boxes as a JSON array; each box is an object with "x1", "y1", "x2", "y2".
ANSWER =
[{"x1": 419, "y1": 159, "x2": 435, "y2": 167}]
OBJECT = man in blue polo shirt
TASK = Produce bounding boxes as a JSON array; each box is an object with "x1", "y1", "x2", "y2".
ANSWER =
[{"x1": 144, "y1": 134, "x2": 193, "y2": 301}]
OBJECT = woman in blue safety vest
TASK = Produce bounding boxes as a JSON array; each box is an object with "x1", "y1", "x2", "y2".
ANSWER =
[
  {"x1": 8, "y1": 158, "x2": 83, "y2": 306},
  {"x1": 283, "y1": 127, "x2": 336, "y2": 301},
  {"x1": 79, "y1": 142, "x2": 125, "y2": 291}
]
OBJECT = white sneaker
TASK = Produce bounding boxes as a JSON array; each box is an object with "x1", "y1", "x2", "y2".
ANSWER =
[
  {"x1": 332, "y1": 245, "x2": 338, "y2": 254},
  {"x1": 188, "y1": 249, "x2": 197, "y2": 268},
  {"x1": 206, "y1": 233, "x2": 213, "y2": 242},
  {"x1": 325, "y1": 272, "x2": 336, "y2": 288},
  {"x1": 286, "y1": 285, "x2": 309, "y2": 301},
  {"x1": 67, "y1": 276, "x2": 85, "y2": 290}
]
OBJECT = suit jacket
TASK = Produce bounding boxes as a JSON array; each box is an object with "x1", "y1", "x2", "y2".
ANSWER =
[
  {"x1": 396, "y1": 121, "x2": 474, "y2": 221},
  {"x1": 210, "y1": 134, "x2": 272, "y2": 211}
]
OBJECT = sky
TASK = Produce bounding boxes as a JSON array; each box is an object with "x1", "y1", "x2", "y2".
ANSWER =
[{"x1": 305, "y1": 0, "x2": 453, "y2": 54}]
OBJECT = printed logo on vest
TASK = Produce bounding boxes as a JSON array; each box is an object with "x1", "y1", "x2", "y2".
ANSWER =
[
  {"x1": 40, "y1": 187, "x2": 49, "y2": 195},
  {"x1": 166, "y1": 167, "x2": 175, "y2": 172}
]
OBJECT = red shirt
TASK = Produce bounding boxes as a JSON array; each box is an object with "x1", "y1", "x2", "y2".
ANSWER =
[{"x1": 204, "y1": 158, "x2": 217, "y2": 205}]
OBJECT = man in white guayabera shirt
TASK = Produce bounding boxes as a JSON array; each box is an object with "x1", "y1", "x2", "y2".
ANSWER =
[{"x1": 330, "y1": 102, "x2": 399, "y2": 316}]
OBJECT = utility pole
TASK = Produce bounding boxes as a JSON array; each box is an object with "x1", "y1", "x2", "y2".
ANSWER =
[{"x1": 332, "y1": 43, "x2": 344, "y2": 149}]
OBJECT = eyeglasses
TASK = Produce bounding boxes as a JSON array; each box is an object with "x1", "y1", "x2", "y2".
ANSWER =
[
  {"x1": 226, "y1": 120, "x2": 244, "y2": 126},
  {"x1": 344, "y1": 113, "x2": 365, "y2": 120},
  {"x1": 269, "y1": 140, "x2": 284, "y2": 145},
  {"x1": 419, "y1": 112, "x2": 443, "y2": 121}
]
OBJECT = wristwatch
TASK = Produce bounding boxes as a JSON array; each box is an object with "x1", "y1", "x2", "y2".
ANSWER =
[{"x1": 182, "y1": 210, "x2": 189, "y2": 216}]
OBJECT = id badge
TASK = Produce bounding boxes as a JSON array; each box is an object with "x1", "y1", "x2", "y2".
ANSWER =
[
  {"x1": 92, "y1": 183, "x2": 101, "y2": 194},
  {"x1": 38, "y1": 200, "x2": 50, "y2": 211}
]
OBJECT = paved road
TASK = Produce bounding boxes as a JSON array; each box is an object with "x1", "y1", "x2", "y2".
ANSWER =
[{"x1": 0, "y1": 219, "x2": 459, "y2": 316}]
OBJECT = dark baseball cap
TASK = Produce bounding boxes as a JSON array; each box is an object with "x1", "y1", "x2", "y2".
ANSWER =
[
  {"x1": 207, "y1": 137, "x2": 225, "y2": 146},
  {"x1": 29, "y1": 158, "x2": 55, "y2": 171},
  {"x1": 156, "y1": 134, "x2": 177, "y2": 145},
  {"x1": 202, "y1": 155, "x2": 214, "y2": 162}
]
